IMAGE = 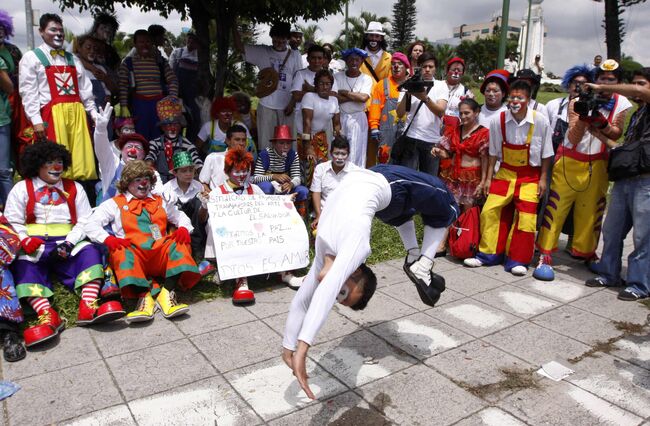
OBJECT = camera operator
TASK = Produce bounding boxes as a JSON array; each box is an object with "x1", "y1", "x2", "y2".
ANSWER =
[
  {"x1": 583, "y1": 67, "x2": 650, "y2": 302},
  {"x1": 533, "y1": 60, "x2": 632, "y2": 282},
  {"x1": 395, "y1": 51, "x2": 449, "y2": 176}
]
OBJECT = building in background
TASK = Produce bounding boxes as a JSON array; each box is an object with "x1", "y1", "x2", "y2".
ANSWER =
[
  {"x1": 452, "y1": 13, "x2": 521, "y2": 42},
  {"x1": 518, "y1": 0, "x2": 547, "y2": 72}
]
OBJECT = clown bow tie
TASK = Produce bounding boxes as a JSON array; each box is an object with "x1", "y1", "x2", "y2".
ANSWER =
[
  {"x1": 127, "y1": 197, "x2": 159, "y2": 215},
  {"x1": 35, "y1": 186, "x2": 66, "y2": 206},
  {"x1": 50, "y1": 49, "x2": 65, "y2": 58}
]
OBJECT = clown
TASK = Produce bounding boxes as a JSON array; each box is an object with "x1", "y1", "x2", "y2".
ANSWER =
[
  {"x1": 478, "y1": 69, "x2": 509, "y2": 129},
  {"x1": 534, "y1": 60, "x2": 632, "y2": 281},
  {"x1": 145, "y1": 96, "x2": 202, "y2": 184},
  {"x1": 443, "y1": 57, "x2": 475, "y2": 128},
  {"x1": 18, "y1": 14, "x2": 98, "y2": 182},
  {"x1": 85, "y1": 160, "x2": 200, "y2": 323},
  {"x1": 5, "y1": 142, "x2": 124, "y2": 347},
  {"x1": 195, "y1": 96, "x2": 256, "y2": 158}
]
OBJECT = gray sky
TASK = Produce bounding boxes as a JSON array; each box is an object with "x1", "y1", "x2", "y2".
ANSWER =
[{"x1": 5, "y1": 0, "x2": 649, "y2": 76}]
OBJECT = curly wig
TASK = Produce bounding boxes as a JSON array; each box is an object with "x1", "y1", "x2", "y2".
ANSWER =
[
  {"x1": 0, "y1": 10, "x2": 14, "y2": 39},
  {"x1": 116, "y1": 160, "x2": 157, "y2": 194},
  {"x1": 224, "y1": 147, "x2": 253, "y2": 175},
  {"x1": 210, "y1": 97, "x2": 237, "y2": 119},
  {"x1": 561, "y1": 65, "x2": 594, "y2": 91},
  {"x1": 20, "y1": 142, "x2": 71, "y2": 178}
]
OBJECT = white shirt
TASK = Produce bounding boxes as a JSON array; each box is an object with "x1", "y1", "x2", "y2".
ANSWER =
[
  {"x1": 310, "y1": 160, "x2": 360, "y2": 209},
  {"x1": 545, "y1": 97, "x2": 569, "y2": 131},
  {"x1": 368, "y1": 49, "x2": 383, "y2": 68},
  {"x1": 333, "y1": 71, "x2": 373, "y2": 114},
  {"x1": 197, "y1": 120, "x2": 252, "y2": 144},
  {"x1": 445, "y1": 82, "x2": 472, "y2": 118},
  {"x1": 244, "y1": 45, "x2": 303, "y2": 110},
  {"x1": 84, "y1": 192, "x2": 193, "y2": 244},
  {"x1": 169, "y1": 46, "x2": 197, "y2": 70},
  {"x1": 162, "y1": 178, "x2": 203, "y2": 204},
  {"x1": 301, "y1": 93, "x2": 339, "y2": 134},
  {"x1": 479, "y1": 104, "x2": 507, "y2": 129},
  {"x1": 488, "y1": 108, "x2": 554, "y2": 167},
  {"x1": 401, "y1": 82, "x2": 449, "y2": 143},
  {"x1": 19, "y1": 43, "x2": 96, "y2": 126},
  {"x1": 291, "y1": 68, "x2": 339, "y2": 134},
  {"x1": 528, "y1": 100, "x2": 549, "y2": 119},
  {"x1": 5, "y1": 178, "x2": 92, "y2": 244},
  {"x1": 283, "y1": 168, "x2": 391, "y2": 350},
  {"x1": 199, "y1": 151, "x2": 227, "y2": 189},
  {"x1": 504, "y1": 58, "x2": 518, "y2": 74}
]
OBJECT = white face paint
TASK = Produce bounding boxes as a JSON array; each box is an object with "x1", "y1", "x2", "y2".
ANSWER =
[
  {"x1": 229, "y1": 168, "x2": 250, "y2": 186},
  {"x1": 368, "y1": 41, "x2": 378, "y2": 49},
  {"x1": 128, "y1": 177, "x2": 151, "y2": 199},
  {"x1": 331, "y1": 148, "x2": 349, "y2": 167},
  {"x1": 508, "y1": 102, "x2": 522, "y2": 114},
  {"x1": 41, "y1": 21, "x2": 65, "y2": 48},
  {"x1": 336, "y1": 286, "x2": 350, "y2": 303},
  {"x1": 121, "y1": 142, "x2": 145, "y2": 162}
]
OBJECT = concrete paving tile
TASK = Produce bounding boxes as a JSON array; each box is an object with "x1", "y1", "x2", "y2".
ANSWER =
[
  {"x1": 454, "y1": 407, "x2": 527, "y2": 426},
  {"x1": 425, "y1": 340, "x2": 534, "y2": 403},
  {"x1": 310, "y1": 330, "x2": 417, "y2": 388},
  {"x1": 442, "y1": 267, "x2": 508, "y2": 296},
  {"x1": 268, "y1": 391, "x2": 390, "y2": 425},
  {"x1": 471, "y1": 285, "x2": 560, "y2": 319},
  {"x1": 569, "y1": 291, "x2": 650, "y2": 324},
  {"x1": 532, "y1": 305, "x2": 622, "y2": 346},
  {"x1": 552, "y1": 261, "x2": 600, "y2": 284},
  {"x1": 370, "y1": 312, "x2": 473, "y2": 360},
  {"x1": 501, "y1": 379, "x2": 642, "y2": 426},
  {"x1": 225, "y1": 357, "x2": 347, "y2": 421},
  {"x1": 567, "y1": 353, "x2": 650, "y2": 418},
  {"x1": 7, "y1": 360, "x2": 122, "y2": 425},
  {"x1": 484, "y1": 321, "x2": 591, "y2": 366},
  {"x1": 61, "y1": 404, "x2": 135, "y2": 426},
  {"x1": 128, "y1": 375, "x2": 262, "y2": 426},
  {"x1": 426, "y1": 299, "x2": 522, "y2": 338},
  {"x1": 263, "y1": 310, "x2": 359, "y2": 344},
  {"x1": 369, "y1": 261, "x2": 405, "y2": 288},
  {"x1": 191, "y1": 320, "x2": 281, "y2": 373},
  {"x1": 90, "y1": 316, "x2": 185, "y2": 358},
  {"x1": 358, "y1": 364, "x2": 486, "y2": 425},
  {"x1": 612, "y1": 334, "x2": 650, "y2": 371},
  {"x1": 470, "y1": 264, "x2": 531, "y2": 284},
  {"x1": 106, "y1": 339, "x2": 217, "y2": 401},
  {"x1": 511, "y1": 276, "x2": 599, "y2": 303},
  {"x1": 3, "y1": 327, "x2": 100, "y2": 380},
  {"x1": 333, "y1": 291, "x2": 417, "y2": 327},
  {"x1": 173, "y1": 298, "x2": 257, "y2": 336},
  {"x1": 381, "y1": 258, "x2": 405, "y2": 270},
  {"x1": 245, "y1": 286, "x2": 297, "y2": 318},
  {"x1": 433, "y1": 256, "x2": 467, "y2": 272},
  {"x1": 379, "y1": 280, "x2": 464, "y2": 311}
]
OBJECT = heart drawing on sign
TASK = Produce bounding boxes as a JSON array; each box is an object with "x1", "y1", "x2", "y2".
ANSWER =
[
  {"x1": 253, "y1": 223, "x2": 264, "y2": 232},
  {"x1": 216, "y1": 227, "x2": 227, "y2": 237},
  {"x1": 284, "y1": 202, "x2": 294, "y2": 209}
]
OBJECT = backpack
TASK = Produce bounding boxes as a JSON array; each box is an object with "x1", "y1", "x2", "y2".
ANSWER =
[{"x1": 448, "y1": 206, "x2": 480, "y2": 260}]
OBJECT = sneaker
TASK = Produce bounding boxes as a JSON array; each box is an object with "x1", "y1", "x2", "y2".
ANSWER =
[
  {"x1": 585, "y1": 276, "x2": 610, "y2": 288},
  {"x1": 464, "y1": 258, "x2": 483, "y2": 268},
  {"x1": 532, "y1": 255, "x2": 555, "y2": 281},
  {"x1": 617, "y1": 288, "x2": 644, "y2": 301},
  {"x1": 511, "y1": 265, "x2": 527, "y2": 276}
]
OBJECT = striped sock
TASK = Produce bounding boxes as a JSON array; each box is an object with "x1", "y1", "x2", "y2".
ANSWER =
[
  {"x1": 81, "y1": 280, "x2": 101, "y2": 303},
  {"x1": 27, "y1": 297, "x2": 51, "y2": 315}
]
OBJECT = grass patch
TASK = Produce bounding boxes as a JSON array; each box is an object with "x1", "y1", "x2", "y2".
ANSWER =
[
  {"x1": 569, "y1": 319, "x2": 649, "y2": 364},
  {"x1": 613, "y1": 321, "x2": 647, "y2": 334},
  {"x1": 459, "y1": 367, "x2": 541, "y2": 399}
]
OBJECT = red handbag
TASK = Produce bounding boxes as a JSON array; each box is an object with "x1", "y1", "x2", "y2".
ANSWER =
[{"x1": 448, "y1": 206, "x2": 480, "y2": 260}]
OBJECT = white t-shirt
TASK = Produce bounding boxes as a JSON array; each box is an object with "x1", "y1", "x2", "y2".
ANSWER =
[
  {"x1": 401, "y1": 83, "x2": 449, "y2": 143},
  {"x1": 445, "y1": 82, "x2": 471, "y2": 118},
  {"x1": 545, "y1": 97, "x2": 569, "y2": 131},
  {"x1": 479, "y1": 104, "x2": 507, "y2": 128},
  {"x1": 291, "y1": 68, "x2": 339, "y2": 133},
  {"x1": 301, "y1": 93, "x2": 339, "y2": 134},
  {"x1": 244, "y1": 45, "x2": 303, "y2": 110},
  {"x1": 197, "y1": 120, "x2": 252, "y2": 153},
  {"x1": 333, "y1": 71, "x2": 373, "y2": 114},
  {"x1": 198, "y1": 151, "x2": 227, "y2": 189},
  {"x1": 528, "y1": 100, "x2": 549, "y2": 119}
]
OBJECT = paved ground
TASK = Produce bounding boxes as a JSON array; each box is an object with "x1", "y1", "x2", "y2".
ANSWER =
[{"x1": 2, "y1": 237, "x2": 649, "y2": 425}]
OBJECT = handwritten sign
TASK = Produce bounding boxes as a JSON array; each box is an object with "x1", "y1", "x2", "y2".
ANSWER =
[{"x1": 207, "y1": 194, "x2": 309, "y2": 280}]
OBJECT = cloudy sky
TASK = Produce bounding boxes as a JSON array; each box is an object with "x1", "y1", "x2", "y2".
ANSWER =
[{"x1": 4, "y1": 0, "x2": 649, "y2": 75}]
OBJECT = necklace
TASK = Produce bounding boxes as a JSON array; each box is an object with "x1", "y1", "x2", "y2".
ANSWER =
[{"x1": 345, "y1": 73, "x2": 361, "y2": 92}]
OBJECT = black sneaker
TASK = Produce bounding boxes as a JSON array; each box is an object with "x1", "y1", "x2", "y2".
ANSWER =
[
  {"x1": 585, "y1": 277, "x2": 611, "y2": 288},
  {"x1": 617, "y1": 288, "x2": 643, "y2": 301}
]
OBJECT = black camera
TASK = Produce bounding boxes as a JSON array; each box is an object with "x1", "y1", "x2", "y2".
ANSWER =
[
  {"x1": 574, "y1": 83, "x2": 608, "y2": 117},
  {"x1": 398, "y1": 68, "x2": 434, "y2": 93}
]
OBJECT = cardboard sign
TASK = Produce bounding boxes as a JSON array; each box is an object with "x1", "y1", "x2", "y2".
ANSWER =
[{"x1": 207, "y1": 194, "x2": 309, "y2": 280}]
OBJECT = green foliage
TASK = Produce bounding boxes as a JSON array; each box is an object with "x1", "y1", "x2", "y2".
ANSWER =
[
  {"x1": 297, "y1": 24, "x2": 322, "y2": 46},
  {"x1": 112, "y1": 31, "x2": 133, "y2": 58},
  {"x1": 431, "y1": 44, "x2": 456, "y2": 78},
  {"x1": 456, "y1": 36, "x2": 518, "y2": 79},
  {"x1": 390, "y1": 0, "x2": 417, "y2": 51},
  {"x1": 335, "y1": 11, "x2": 390, "y2": 51}
]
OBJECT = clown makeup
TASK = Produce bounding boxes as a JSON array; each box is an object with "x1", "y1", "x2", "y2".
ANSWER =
[
  {"x1": 217, "y1": 109, "x2": 234, "y2": 127},
  {"x1": 162, "y1": 123, "x2": 181, "y2": 140},
  {"x1": 39, "y1": 159, "x2": 64, "y2": 185},
  {"x1": 336, "y1": 285, "x2": 350, "y2": 303},
  {"x1": 95, "y1": 23, "x2": 114, "y2": 42},
  {"x1": 119, "y1": 124, "x2": 136, "y2": 136},
  {"x1": 447, "y1": 63, "x2": 464, "y2": 84},
  {"x1": 391, "y1": 61, "x2": 407, "y2": 79},
  {"x1": 229, "y1": 167, "x2": 250, "y2": 187},
  {"x1": 484, "y1": 82, "x2": 504, "y2": 108},
  {"x1": 272, "y1": 140, "x2": 292, "y2": 158},
  {"x1": 331, "y1": 147, "x2": 349, "y2": 168},
  {"x1": 121, "y1": 141, "x2": 145, "y2": 162},
  {"x1": 41, "y1": 21, "x2": 65, "y2": 49},
  {"x1": 128, "y1": 177, "x2": 151, "y2": 199},
  {"x1": 366, "y1": 33, "x2": 382, "y2": 51},
  {"x1": 174, "y1": 165, "x2": 196, "y2": 185},
  {"x1": 507, "y1": 91, "x2": 529, "y2": 116}
]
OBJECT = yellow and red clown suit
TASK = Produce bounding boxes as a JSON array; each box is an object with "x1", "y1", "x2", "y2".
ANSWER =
[
  {"x1": 473, "y1": 109, "x2": 554, "y2": 271},
  {"x1": 18, "y1": 32, "x2": 98, "y2": 181},
  {"x1": 535, "y1": 94, "x2": 632, "y2": 275},
  {"x1": 84, "y1": 161, "x2": 200, "y2": 323}
]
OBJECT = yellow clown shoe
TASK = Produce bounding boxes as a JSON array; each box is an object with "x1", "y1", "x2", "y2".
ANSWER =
[
  {"x1": 156, "y1": 287, "x2": 189, "y2": 319},
  {"x1": 125, "y1": 293, "x2": 156, "y2": 324}
]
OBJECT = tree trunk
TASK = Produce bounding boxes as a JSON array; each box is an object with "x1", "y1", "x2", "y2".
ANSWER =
[
  {"x1": 188, "y1": 0, "x2": 214, "y2": 98},
  {"x1": 213, "y1": 0, "x2": 233, "y2": 98},
  {"x1": 604, "y1": 0, "x2": 622, "y2": 61}
]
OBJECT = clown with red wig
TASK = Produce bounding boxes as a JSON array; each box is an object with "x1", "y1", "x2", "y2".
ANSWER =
[{"x1": 196, "y1": 96, "x2": 256, "y2": 159}]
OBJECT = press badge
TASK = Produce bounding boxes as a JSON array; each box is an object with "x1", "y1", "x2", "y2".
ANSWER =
[
  {"x1": 279, "y1": 71, "x2": 286, "y2": 81},
  {"x1": 149, "y1": 224, "x2": 163, "y2": 240}
]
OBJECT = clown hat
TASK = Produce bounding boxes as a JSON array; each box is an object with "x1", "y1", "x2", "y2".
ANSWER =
[
  {"x1": 391, "y1": 52, "x2": 410, "y2": 69},
  {"x1": 156, "y1": 96, "x2": 186, "y2": 127},
  {"x1": 117, "y1": 133, "x2": 150, "y2": 155},
  {"x1": 270, "y1": 125, "x2": 294, "y2": 142},
  {"x1": 446, "y1": 57, "x2": 465, "y2": 71},
  {"x1": 480, "y1": 69, "x2": 510, "y2": 94},
  {"x1": 341, "y1": 47, "x2": 368, "y2": 59},
  {"x1": 172, "y1": 151, "x2": 194, "y2": 170}
]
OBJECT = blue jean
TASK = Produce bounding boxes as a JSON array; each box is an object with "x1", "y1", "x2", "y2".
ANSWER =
[
  {"x1": 395, "y1": 137, "x2": 441, "y2": 177},
  {"x1": 0, "y1": 124, "x2": 13, "y2": 206},
  {"x1": 257, "y1": 181, "x2": 309, "y2": 201},
  {"x1": 597, "y1": 175, "x2": 650, "y2": 296}
]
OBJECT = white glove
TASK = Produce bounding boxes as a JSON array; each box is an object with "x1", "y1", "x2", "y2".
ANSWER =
[{"x1": 95, "y1": 102, "x2": 114, "y2": 131}]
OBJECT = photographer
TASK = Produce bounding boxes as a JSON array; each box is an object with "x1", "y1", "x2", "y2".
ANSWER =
[
  {"x1": 533, "y1": 60, "x2": 632, "y2": 282},
  {"x1": 394, "y1": 51, "x2": 449, "y2": 176},
  {"x1": 583, "y1": 67, "x2": 650, "y2": 302}
]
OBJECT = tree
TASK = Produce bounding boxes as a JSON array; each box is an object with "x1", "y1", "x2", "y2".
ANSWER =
[
  {"x1": 598, "y1": 0, "x2": 646, "y2": 61},
  {"x1": 431, "y1": 44, "x2": 456, "y2": 77},
  {"x1": 390, "y1": 0, "x2": 416, "y2": 51},
  {"x1": 297, "y1": 24, "x2": 321, "y2": 45},
  {"x1": 58, "y1": 0, "x2": 349, "y2": 97},
  {"x1": 335, "y1": 11, "x2": 390, "y2": 50},
  {"x1": 456, "y1": 35, "x2": 518, "y2": 79}
]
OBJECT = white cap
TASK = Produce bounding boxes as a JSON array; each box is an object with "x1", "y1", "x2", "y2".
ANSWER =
[{"x1": 365, "y1": 21, "x2": 386, "y2": 36}]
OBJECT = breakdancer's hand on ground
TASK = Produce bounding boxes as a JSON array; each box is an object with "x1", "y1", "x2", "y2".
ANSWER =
[{"x1": 293, "y1": 341, "x2": 316, "y2": 400}]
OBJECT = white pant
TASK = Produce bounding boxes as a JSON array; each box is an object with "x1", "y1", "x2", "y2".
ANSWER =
[
  {"x1": 257, "y1": 104, "x2": 294, "y2": 151},
  {"x1": 341, "y1": 111, "x2": 368, "y2": 168}
]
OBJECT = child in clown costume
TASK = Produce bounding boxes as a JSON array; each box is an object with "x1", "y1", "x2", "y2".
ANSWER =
[
  {"x1": 85, "y1": 160, "x2": 200, "y2": 323},
  {"x1": 533, "y1": 60, "x2": 632, "y2": 281},
  {"x1": 5, "y1": 142, "x2": 125, "y2": 348}
]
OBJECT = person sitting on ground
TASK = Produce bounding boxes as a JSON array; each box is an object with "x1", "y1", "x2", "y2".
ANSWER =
[
  {"x1": 6, "y1": 142, "x2": 125, "y2": 348},
  {"x1": 196, "y1": 96, "x2": 256, "y2": 158},
  {"x1": 199, "y1": 124, "x2": 249, "y2": 191},
  {"x1": 84, "y1": 160, "x2": 200, "y2": 324},
  {"x1": 0, "y1": 215, "x2": 26, "y2": 362}
]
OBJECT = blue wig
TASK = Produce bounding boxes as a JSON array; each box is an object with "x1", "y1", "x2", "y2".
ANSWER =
[
  {"x1": 561, "y1": 65, "x2": 594, "y2": 91},
  {"x1": 0, "y1": 10, "x2": 14, "y2": 39}
]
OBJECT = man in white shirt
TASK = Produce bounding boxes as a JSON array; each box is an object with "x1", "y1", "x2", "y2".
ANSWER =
[
  {"x1": 511, "y1": 69, "x2": 548, "y2": 118},
  {"x1": 199, "y1": 124, "x2": 249, "y2": 190},
  {"x1": 232, "y1": 22, "x2": 303, "y2": 150},
  {"x1": 504, "y1": 52, "x2": 518, "y2": 75}
]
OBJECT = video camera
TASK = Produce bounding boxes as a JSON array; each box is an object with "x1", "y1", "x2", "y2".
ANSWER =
[
  {"x1": 574, "y1": 83, "x2": 609, "y2": 117},
  {"x1": 398, "y1": 68, "x2": 434, "y2": 93}
]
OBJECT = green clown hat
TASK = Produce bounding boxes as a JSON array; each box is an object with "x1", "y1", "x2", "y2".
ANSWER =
[{"x1": 172, "y1": 151, "x2": 194, "y2": 170}]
